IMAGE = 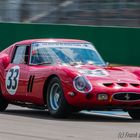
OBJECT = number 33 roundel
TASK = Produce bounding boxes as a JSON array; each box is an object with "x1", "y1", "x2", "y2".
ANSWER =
[{"x1": 6, "y1": 66, "x2": 20, "y2": 95}]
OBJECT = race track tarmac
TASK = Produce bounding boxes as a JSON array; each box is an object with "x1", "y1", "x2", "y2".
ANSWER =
[{"x1": 0, "y1": 105, "x2": 140, "y2": 140}]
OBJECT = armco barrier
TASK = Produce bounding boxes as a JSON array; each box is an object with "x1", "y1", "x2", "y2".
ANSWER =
[{"x1": 0, "y1": 23, "x2": 139, "y2": 65}]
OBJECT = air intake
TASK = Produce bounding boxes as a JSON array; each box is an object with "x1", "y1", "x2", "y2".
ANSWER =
[
  {"x1": 113, "y1": 92, "x2": 140, "y2": 101},
  {"x1": 117, "y1": 83, "x2": 127, "y2": 87},
  {"x1": 130, "y1": 83, "x2": 140, "y2": 88},
  {"x1": 103, "y1": 83, "x2": 114, "y2": 87}
]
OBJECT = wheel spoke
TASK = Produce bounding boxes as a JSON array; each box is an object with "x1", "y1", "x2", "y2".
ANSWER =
[{"x1": 49, "y1": 83, "x2": 62, "y2": 111}]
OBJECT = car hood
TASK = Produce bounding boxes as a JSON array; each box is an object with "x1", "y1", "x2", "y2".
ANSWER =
[{"x1": 66, "y1": 64, "x2": 140, "y2": 83}]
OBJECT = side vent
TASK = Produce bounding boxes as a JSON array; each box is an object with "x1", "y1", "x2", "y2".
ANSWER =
[
  {"x1": 30, "y1": 76, "x2": 35, "y2": 92},
  {"x1": 27, "y1": 75, "x2": 35, "y2": 92}
]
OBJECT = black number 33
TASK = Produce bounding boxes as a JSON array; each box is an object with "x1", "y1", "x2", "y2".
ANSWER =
[
  {"x1": 6, "y1": 66, "x2": 20, "y2": 95},
  {"x1": 7, "y1": 69, "x2": 19, "y2": 90}
]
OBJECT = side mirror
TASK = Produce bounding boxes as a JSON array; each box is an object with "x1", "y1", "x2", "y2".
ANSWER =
[
  {"x1": 106, "y1": 62, "x2": 110, "y2": 67},
  {"x1": 1, "y1": 54, "x2": 10, "y2": 69}
]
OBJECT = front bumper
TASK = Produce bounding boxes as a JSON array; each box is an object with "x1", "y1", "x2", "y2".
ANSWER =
[{"x1": 64, "y1": 85, "x2": 140, "y2": 110}]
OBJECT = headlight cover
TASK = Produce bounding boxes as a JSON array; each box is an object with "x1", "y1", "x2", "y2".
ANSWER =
[{"x1": 73, "y1": 76, "x2": 92, "y2": 93}]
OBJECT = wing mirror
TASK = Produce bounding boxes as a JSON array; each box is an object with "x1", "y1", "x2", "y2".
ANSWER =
[
  {"x1": 1, "y1": 54, "x2": 10, "y2": 69},
  {"x1": 106, "y1": 62, "x2": 109, "y2": 66}
]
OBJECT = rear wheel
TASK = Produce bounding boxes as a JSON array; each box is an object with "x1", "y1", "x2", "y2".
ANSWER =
[
  {"x1": 0, "y1": 94, "x2": 8, "y2": 111},
  {"x1": 128, "y1": 110, "x2": 140, "y2": 120},
  {"x1": 46, "y1": 77, "x2": 71, "y2": 118}
]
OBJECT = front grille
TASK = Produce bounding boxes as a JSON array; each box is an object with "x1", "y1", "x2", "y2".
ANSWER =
[{"x1": 113, "y1": 92, "x2": 140, "y2": 101}]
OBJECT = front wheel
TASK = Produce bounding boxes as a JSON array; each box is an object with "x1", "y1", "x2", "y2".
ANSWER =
[
  {"x1": 128, "y1": 110, "x2": 140, "y2": 120},
  {"x1": 0, "y1": 95, "x2": 8, "y2": 112},
  {"x1": 46, "y1": 77, "x2": 71, "y2": 118}
]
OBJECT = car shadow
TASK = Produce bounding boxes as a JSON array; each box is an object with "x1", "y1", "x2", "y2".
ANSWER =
[{"x1": 2, "y1": 108, "x2": 140, "y2": 123}]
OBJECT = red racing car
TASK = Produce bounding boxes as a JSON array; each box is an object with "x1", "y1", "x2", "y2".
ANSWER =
[{"x1": 0, "y1": 39, "x2": 140, "y2": 119}]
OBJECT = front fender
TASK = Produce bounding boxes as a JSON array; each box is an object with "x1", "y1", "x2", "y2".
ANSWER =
[{"x1": 119, "y1": 66, "x2": 140, "y2": 79}]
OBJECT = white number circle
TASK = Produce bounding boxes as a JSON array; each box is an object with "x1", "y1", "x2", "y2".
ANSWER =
[{"x1": 6, "y1": 66, "x2": 20, "y2": 95}]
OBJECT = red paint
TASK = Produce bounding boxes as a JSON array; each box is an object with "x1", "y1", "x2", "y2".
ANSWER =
[{"x1": 0, "y1": 39, "x2": 140, "y2": 110}]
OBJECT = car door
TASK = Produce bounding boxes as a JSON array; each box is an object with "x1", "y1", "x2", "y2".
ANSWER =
[
  {"x1": 23, "y1": 43, "x2": 54, "y2": 104},
  {"x1": 4, "y1": 45, "x2": 30, "y2": 101}
]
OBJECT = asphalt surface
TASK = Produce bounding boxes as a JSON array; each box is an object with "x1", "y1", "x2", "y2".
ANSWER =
[{"x1": 0, "y1": 105, "x2": 140, "y2": 140}]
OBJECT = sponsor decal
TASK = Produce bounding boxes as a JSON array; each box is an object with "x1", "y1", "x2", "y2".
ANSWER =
[
  {"x1": 79, "y1": 69, "x2": 109, "y2": 77},
  {"x1": 32, "y1": 42, "x2": 96, "y2": 50}
]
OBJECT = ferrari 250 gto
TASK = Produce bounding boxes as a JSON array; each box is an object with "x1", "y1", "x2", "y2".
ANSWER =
[{"x1": 0, "y1": 39, "x2": 140, "y2": 119}]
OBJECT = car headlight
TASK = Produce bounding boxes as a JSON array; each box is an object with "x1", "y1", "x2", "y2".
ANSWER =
[{"x1": 73, "y1": 76, "x2": 92, "y2": 93}]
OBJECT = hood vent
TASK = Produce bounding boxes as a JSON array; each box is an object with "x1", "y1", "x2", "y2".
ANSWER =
[
  {"x1": 103, "y1": 83, "x2": 114, "y2": 87},
  {"x1": 117, "y1": 83, "x2": 128, "y2": 87},
  {"x1": 130, "y1": 83, "x2": 140, "y2": 88},
  {"x1": 103, "y1": 83, "x2": 140, "y2": 88}
]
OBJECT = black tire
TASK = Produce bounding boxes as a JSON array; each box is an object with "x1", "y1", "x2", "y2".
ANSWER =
[
  {"x1": 0, "y1": 95, "x2": 8, "y2": 112},
  {"x1": 46, "y1": 77, "x2": 71, "y2": 118},
  {"x1": 128, "y1": 110, "x2": 140, "y2": 120}
]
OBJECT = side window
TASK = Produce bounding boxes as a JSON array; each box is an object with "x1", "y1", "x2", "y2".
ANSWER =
[
  {"x1": 30, "y1": 47, "x2": 53, "y2": 65},
  {"x1": 12, "y1": 45, "x2": 28, "y2": 64}
]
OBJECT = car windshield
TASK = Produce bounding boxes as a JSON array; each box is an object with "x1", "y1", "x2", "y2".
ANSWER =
[{"x1": 30, "y1": 42, "x2": 105, "y2": 66}]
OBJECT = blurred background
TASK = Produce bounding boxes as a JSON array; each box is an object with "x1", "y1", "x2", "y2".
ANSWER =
[{"x1": 0, "y1": 0, "x2": 139, "y2": 27}]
